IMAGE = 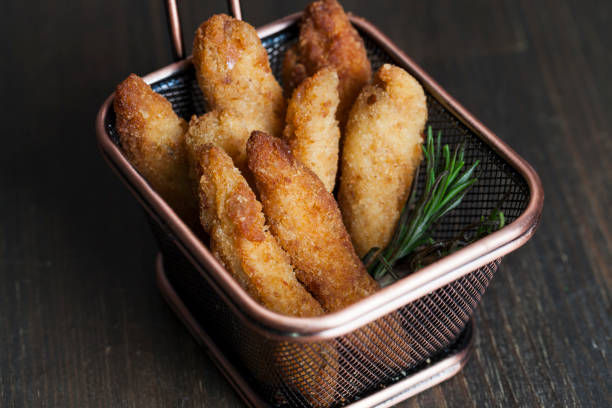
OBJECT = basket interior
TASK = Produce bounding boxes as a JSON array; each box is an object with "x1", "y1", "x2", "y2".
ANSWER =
[{"x1": 104, "y1": 22, "x2": 531, "y2": 408}]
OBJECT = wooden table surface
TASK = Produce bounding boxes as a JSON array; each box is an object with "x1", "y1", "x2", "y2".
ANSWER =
[{"x1": 1, "y1": 1, "x2": 610, "y2": 407}]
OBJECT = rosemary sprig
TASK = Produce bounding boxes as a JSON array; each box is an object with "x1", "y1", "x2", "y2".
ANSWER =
[
  {"x1": 403, "y1": 207, "x2": 505, "y2": 273},
  {"x1": 364, "y1": 126, "x2": 480, "y2": 280}
]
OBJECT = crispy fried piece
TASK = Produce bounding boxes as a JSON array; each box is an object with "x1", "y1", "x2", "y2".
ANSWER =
[
  {"x1": 284, "y1": 68, "x2": 340, "y2": 192},
  {"x1": 245, "y1": 133, "x2": 413, "y2": 387},
  {"x1": 338, "y1": 64, "x2": 427, "y2": 257},
  {"x1": 114, "y1": 74, "x2": 197, "y2": 225},
  {"x1": 197, "y1": 144, "x2": 323, "y2": 317},
  {"x1": 247, "y1": 131, "x2": 379, "y2": 312},
  {"x1": 198, "y1": 145, "x2": 337, "y2": 407},
  {"x1": 193, "y1": 14, "x2": 285, "y2": 137},
  {"x1": 282, "y1": 0, "x2": 371, "y2": 128},
  {"x1": 185, "y1": 109, "x2": 251, "y2": 188}
]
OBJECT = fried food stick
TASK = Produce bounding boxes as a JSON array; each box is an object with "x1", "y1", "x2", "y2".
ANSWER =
[
  {"x1": 284, "y1": 68, "x2": 340, "y2": 192},
  {"x1": 247, "y1": 131, "x2": 380, "y2": 312},
  {"x1": 246, "y1": 132, "x2": 415, "y2": 390},
  {"x1": 197, "y1": 144, "x2": 323, "y2": 317},
  {"x1": 282, "y1": 0, "x2": 371, "y2": 128},
  {"x1": 185, "y1": 109, "x2": 251, "y2": 188},
  {"x1": 197, "y1": 145, "x2": 337, "y2": 407},
  {"x1": 339, "y1": 64, "x2": 427, "y2": 257},
  {"x1": 114, "y1": 74, "x2": 197, "y2": 225},
  {"x1": 193, "y1": 14, "x2": 285, "y2": 137}
]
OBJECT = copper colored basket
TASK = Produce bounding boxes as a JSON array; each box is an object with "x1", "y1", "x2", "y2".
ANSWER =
[{"x1": 95, "y1": 1, "x2": 543, "y2": 406}]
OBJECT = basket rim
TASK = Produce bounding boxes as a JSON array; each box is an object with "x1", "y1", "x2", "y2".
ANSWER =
[{"x1": 95, "y1": 13, "x2": 544, "y2": 340}]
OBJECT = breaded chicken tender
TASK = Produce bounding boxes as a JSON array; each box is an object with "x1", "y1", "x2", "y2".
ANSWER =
[
  {"x1": 247, "y1": 131, "x2": 379, "y2": 312},
  {"x1": 339, "y1": 64, "x2": 427, "y2": 257},
  {"x1": 282, "y1": 0, "x2": 371, "y2": 128},
  {"x1": 197, "y1": 144, "x2": 323, "y2": 317},
  {"x1": 193, "y1": 14, "x2": 285, "y2": 137},
  {"x1": 185, "y1": 109, "x2": 251, "y2": 186},
  {"x1": 114, "y1": 74, "x2": 197, "y2": 225},
  {"x1": 198, "y1": 145, "x2": 337, "y2": 407},
  {"x1": 283, "y1": 68, "x2": 340, "y2": 192},
  {"x1": 245, "y1": 132, "x2": 414, "y2": 395}
]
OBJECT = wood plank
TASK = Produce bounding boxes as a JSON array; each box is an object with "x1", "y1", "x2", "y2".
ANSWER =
[{"x1": 0, "y1": 0, "x2": 609, "y2": 407}]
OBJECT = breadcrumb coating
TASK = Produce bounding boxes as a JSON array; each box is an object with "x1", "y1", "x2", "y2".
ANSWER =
[
  {"x1": 247, "y1": 131, "x2": 379, "y2": 312},
  {"x1": 197, "y1": 145, "x2": 336, "y2": 406},
  {"x1": 339, "y1": 64, "x2": 427, "y2": 257},
  {"x1": 193, "y1": 14, "x2": 285, "y2": 137},
  {"x1": 185, "y1": 109, "x2": 251, "y2": 188},
  {"x1": 282, "y1": 0, "x2": 371, "y2": 128},
  {"x1": 197, "y1": 144, "x2": 323, "y2": 318},
  {"x1": 283, "y1": 68, "x2": 340, "y2": 192},
  {"x1": 113, "y1": 74, "x2": 197, "y2": 225}
]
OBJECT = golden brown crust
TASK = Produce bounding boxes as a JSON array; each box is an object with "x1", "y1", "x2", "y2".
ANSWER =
[
  {"x1": 193, "y1": 14, "x2": 285, "y2": 137},
  {"x1": 197, "y1": 144, "x2": 324, "y2": 318},
  {"x1": 198, "y1": 148, "x2": 338, "y2": 405},
  {"x1": 282, "y1": 0, "x2": 371, "y2": 128},
  {"x1": 247, "y1": 131, "x2": 379, "y2": 312},
  {"x1": 338, "y1": 64, "x2": 427, "y2": 256},
  {"x1": 185, "y1": 110, "x2": 252, "y2": 187},
  {"x1": 113, "y1": 74, "x2": 197, "y2": 225},
  {"x1": 283, "y1": 68, "x2": 340, "y2": 192}
]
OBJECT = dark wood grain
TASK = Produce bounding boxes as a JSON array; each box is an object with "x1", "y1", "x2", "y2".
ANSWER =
[{"x1": 0, "y1": 1, "x2": 610, "y2": 407}]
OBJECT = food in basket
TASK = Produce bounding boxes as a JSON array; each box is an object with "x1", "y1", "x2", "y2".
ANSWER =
[
  {"x1": 247, "y1": 131, "x2": 379, "y2": 312},
  {"x1": 185, "y1": 110, "x2": 252, "y2": 184},
  {"x1": 108, "y1": 2, "x2": 512, "y2": 406},
  {"x1": 365, "y1": 127, "x2": 504, "y2": 281},
  {"x1": 245, "y1": 133, "x2": 415, "y2": 402},
  {"x1": 282, "y1": 0, "x2": 371, "y2": 129},
  {"x1": 193, "y1": 14, "x2": 285, "y2": 138},
  {"x1": 111, "y1": 0, "x2": 482, "y2": 334},
  {"x1": 283, "y1": 67, "x2": 340, "y2": 192},
  {"x1": 339, "y1": 64, "x2": 427, "y2": 257},
  {"x1": 196, "y1": 143, "x2": 324, "y2": 318},
  {"x1": 197, "y1": 144, "x2": 338, "y2": 408},
  {"x1": 113, "y1": 74, "x2": 198, "y2": 226},
  {"x1": 100, "y1": 0, "x2": 537, "y2": 405}
]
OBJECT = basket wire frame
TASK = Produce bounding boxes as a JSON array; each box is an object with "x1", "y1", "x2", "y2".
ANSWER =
[{"x1": 103, "y1": 22, "x2": 530, "y2": 408}]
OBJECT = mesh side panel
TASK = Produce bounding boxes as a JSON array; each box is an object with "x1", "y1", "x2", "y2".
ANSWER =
[
  {"x1": 155, "y1": 220, "x2": 486, "y2": 407},
  {"x1": 105, "y1": 22, "x2": 530, "y2": 408}
]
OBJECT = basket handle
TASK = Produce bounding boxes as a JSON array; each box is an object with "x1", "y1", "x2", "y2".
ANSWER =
[
  {"x1": 164, "y1": 0, "x2": 244, "y2": 61},
  {"x1": 227, "y1": 0, "x2": 243, "y2": 20}
]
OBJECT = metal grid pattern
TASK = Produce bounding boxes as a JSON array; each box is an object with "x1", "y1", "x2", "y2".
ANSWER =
[
  {"x1": 154, "y1": 221, "x2": 496, "y2": 407},
  {"x1": 105, "y1": 23, "x2": 530, "y2": 408}
]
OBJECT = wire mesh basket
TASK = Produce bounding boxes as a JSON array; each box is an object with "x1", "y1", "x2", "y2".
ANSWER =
[{"x1": 95, "y1": 1, "x2": 543, "y2": 407}]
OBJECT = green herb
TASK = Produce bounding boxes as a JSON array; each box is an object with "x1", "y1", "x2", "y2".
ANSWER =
[
  {"x1": 402, "y1": 207, "x2": 505, "y2": 273},
  {"x1": 364, "y1": 126, "x2": 482, "y2": 280}
]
